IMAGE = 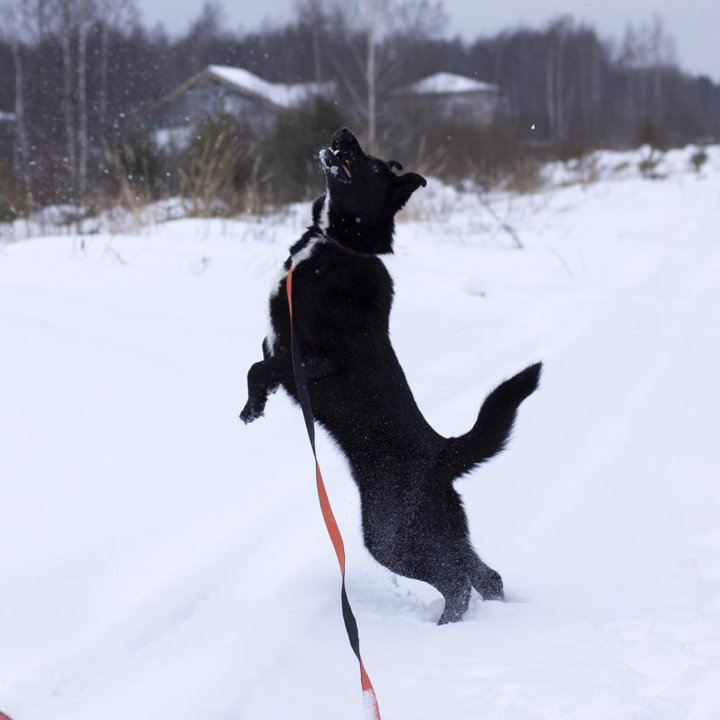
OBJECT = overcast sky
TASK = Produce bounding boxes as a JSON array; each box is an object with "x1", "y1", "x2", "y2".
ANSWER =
[{"x1": 136, "y1": 0, "x2": 720, "y2": 81}]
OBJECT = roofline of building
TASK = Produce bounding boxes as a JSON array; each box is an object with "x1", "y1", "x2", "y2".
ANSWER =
[
  {"x1": 204, "y1": 66, "x2": 288, "y2": 112},
  {"x1": 131, "y1": 67, "x2": 286, "y2": 128},
  {"x1": 391, "y1": 73, "x2": 500, "y2": 97}
]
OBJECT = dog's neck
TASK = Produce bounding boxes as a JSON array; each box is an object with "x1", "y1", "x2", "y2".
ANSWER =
[
  {"x1": 323, "y1": 233, "x2": 375, "y2": 258},
  {"x1": 313, "y1": 191, "x2": 394, "y2": 256}
]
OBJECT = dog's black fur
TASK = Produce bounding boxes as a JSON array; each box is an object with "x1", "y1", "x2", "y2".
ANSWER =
[{"x1": 241, "y1": 128, "x2": 541, "y2": 624}]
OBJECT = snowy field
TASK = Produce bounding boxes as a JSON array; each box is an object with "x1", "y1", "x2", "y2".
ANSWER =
[{"x1": 1, "y1": 147, "x2": 720, "y2": 719}]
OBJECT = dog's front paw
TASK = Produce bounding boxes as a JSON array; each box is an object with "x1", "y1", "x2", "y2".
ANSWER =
[{"x1": 240, "y1": 401, "x2": 264, "y2": 424}]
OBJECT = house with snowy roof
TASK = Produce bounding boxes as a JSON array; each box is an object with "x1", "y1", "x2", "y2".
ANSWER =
[
  {"x1": 143, "y1": 65, "x2": 336, "y2": 151},
  {"x1": 391, "y1": 72, "x2": 502, "y2": 127}
]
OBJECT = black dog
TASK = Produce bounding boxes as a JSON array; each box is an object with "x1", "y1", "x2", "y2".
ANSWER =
[{"x1": 241, "y1": 128, "x2": 541, "y2": 624}]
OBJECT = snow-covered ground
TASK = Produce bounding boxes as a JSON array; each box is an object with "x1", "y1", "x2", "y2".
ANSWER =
[{"x1": 1, "y1": 147, "x2": 720, "y2": 719}]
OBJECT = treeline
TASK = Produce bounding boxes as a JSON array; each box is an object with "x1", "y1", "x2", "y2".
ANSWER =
[{"x1": 0, "y1": 0, "x2": 719, "y2": 216}]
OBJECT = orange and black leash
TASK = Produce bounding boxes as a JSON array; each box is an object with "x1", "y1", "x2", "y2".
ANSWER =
[{"x1": 286, "y1": 263, "x2": 382, "y2": 720}]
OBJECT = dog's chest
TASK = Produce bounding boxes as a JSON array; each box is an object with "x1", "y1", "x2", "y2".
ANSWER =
[
  {"x1": 266, "y1": 237, "x2": 392, "y2": 355},
  {"x1": 267, "y1": 236, "x2": 322, "y2": 314}
]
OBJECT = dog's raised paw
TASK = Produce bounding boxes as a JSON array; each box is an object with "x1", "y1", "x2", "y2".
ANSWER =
[{"x1": 239, "y1": 403, "x2": 264, "y2": 424}]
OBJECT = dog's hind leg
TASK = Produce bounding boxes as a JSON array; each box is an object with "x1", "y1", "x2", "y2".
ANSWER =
[
  {"x1": 434, "y1": 573, "x2": 472, "y2": 625},
  {"x1": 466, "y1": 549, "x2": 504, "y2": 601}
]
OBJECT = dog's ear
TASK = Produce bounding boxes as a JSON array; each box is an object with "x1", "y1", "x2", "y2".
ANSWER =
[{"x1": 390, "y1": 172, "x2": 427, "y2": 214}]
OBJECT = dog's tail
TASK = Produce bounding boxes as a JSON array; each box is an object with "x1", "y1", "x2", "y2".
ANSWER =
[{"x1": 436, "y1": 362, "x2": 542, "y2": 483}]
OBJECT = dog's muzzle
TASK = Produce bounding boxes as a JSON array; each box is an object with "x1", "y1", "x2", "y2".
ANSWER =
[{"x1": 320, "y1": 146, "x2": 352, "y2": 182}]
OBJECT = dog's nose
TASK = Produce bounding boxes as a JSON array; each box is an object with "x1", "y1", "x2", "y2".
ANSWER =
[{"x1": 332, "y1": 127, "x2": 358, "y2": 149}]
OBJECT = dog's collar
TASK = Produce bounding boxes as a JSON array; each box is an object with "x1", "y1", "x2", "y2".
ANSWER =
[{"x1": 323, "y1": 233, "x2": 374, "y2": 258}]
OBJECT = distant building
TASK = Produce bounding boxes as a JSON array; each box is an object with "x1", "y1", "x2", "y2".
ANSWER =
[
  {"x1": 391, "y1": 72, "x2": 502, "y2": 126},
  {"x1": 142, "y1": 65, "x2": 336, "y2": 151}
]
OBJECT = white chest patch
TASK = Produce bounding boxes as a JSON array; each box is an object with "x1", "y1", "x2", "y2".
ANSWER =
[
  {"x1": 318, "y1": 192, "x2": 331, "y2": 235},
  {"x1": 291, "y1": 235, "x2": 324, "y2": 270},
  {"x1": 265, "y1": 234, "x2": 326, "y2": 356}
]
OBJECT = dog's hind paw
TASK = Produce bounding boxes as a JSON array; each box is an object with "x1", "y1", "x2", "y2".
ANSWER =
[{"x1": 477, "y1": 569, "x2": 504, "y2": 601}]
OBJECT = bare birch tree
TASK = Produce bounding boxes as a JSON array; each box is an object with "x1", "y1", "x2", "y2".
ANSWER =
[
  {"x1": 647, "y1": 15, "x2": 676, "y2": 118},
  {"x1": 77, "y1": 0, "x2": 94, "y2": 195},
  {"x1": 294, "y1": 0, "x2": 326, "y2": 82},
  {"x1": 296, "y1": 0, "x2": 446, "y2": 149},
  {"x1": 620, "y1": 16, "x2": 677, "y2": 138},
  {"x1": 57, "y1": 0, "x2": 78, "y2": 196},
  {"x1": 544, "y1": 17, "x2": 574, "y2": 144},
  {"x1": 2, "y1": 0, "x2": 33, "y2": 199}
]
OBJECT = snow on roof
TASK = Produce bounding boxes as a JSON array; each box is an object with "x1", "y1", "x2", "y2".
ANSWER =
[
  {"x1": 0, "y1": 111, "x2": 17, "y2": 122},
  {"x1": 207, "y1": 65, "x2": 334, "y2": 109},
  {"x1": 394, "y1": 72, "x2": 499, "y2": 96}
]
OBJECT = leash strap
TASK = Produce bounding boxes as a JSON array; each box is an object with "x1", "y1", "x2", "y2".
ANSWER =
[{"x1": 286, "y1": 264, "x2": 382, "y2": 720}]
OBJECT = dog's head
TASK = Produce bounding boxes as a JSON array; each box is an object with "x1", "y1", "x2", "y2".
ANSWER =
[{"x1": 314, "y1": 127, "x2": 426, "y2": 254}]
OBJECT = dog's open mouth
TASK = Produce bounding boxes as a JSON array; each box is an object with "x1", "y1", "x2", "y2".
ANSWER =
[{"x1": 320, "y1": 146, "x2": 352, "y2": 183}]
